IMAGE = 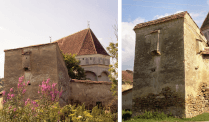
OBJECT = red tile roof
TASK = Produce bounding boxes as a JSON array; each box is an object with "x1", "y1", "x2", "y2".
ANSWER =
[
  {"x1": 4, "y1": 42, "x2": 57, "y2": 52},
  {"x1": 122, "y1": 70, "x2": 133, "y2": 83},
  {"x1": 54, "y1": 28, "x2": 109, "y2": 56},
  {"x1": 201, "y1": 12, "x2": 209, "y2": 31},
  {"x1": 71, "y1": 79, "x2": 112, "y2": 85},
  {"x1": 134, "y1": 11, "x2": 188, "y2": 30}
]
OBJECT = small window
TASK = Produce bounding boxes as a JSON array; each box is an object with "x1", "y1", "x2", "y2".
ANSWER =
[
  {"x1": 24, "y1": 67, "x2": 29, "y2": 71},
  {"x1": 151, "y1": 68, "x2": 155, "y2": 72},
  {"x1": 83, "y1": 58, "x2": 84, "y2": 60},
  {"x1": 90, "y1": 57, "x2": 92, "y2": 60}
]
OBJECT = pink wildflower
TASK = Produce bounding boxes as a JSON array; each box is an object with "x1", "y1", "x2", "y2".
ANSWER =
[
  {"x1": 25, "y1": 98, "x2": 30, "y2": 106},
  {"x1": 27, "y1": 81, "x2": 30, "y2": 85},
  {"x1": 51, "y1": 94, "x2": 55, "y2": 101},
  {"x1": 25, "y1": 101, "x2": 28, "y2": 106},
  {"x1": 7, "y1": 93, "x2": 11, "y2": 99},
  {"x1": 47, "y1": 85, "x2": 51, "y2": 91},
  {"x1": 17, "y1": 83, "x2": 21, "y2": 88},
  {"x1": 2, "y1": 91, "x2": 5, "y2": 96},
  {"x1": 18, "y1": 76, "x2": 24, "y2": 83},
  {"x1": 22, "y1": 89, "x2": 26, "y2": 94},
  {"x1": 9, "y1": 106, "x2": 11, "y2": 109},
  {"x1": 13, "y1": 108, "x2": 16, "y2": 112},
  {"x1": 23, "y1": 82, "x2": 25, "y2": 86},
  {"x1": 10, "y1": 88, "x2": 13, "y2": 92},
  {"x1": 2, "y1": 100, "x2": 6, "y2": 104},
  {"x1": 46, "y1": 78, "x2": 50, "y2": 84},
  {"x1": 52, "y1": 83, "x2": 57, "y2": 89},
  {"x1": 38, "y1": 91, "x2": 40, "y2": 94},
  {"x1": 10, "y1": 94, "x2": 15, "y2": 98}
]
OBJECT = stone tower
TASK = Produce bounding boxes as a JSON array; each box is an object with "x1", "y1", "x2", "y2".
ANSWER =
[
  {"x1": 133, "y1": 11, "x2": 209, "y2": 118},
  {"x1": 55, "y1": 28, "x2": 110, "y2": 82},
  {"x1": 201, "y1": 12, "x2": 209, "y2": 41},
  {"x1": 4, "y1": 43, "x2": 71, "y2": 106}
]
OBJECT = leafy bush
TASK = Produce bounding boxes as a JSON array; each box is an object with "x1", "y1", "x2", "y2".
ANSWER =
[
  {"x1": 62, "y1": 53, "x2": 86, "y2": 80},
  {"x1": 0, "y1": 76, "x2": 116, "y2": 122}
]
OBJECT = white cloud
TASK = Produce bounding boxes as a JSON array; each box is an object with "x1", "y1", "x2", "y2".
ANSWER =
[
  {"x1": 122, "y1": 17, "x2": 145, "y2": 70},
  {"x1": 190, "y1": 11, "x2": 206, "y2": 26},
  {"x1": 154, "y1": 13, "x2": 170, "y2": 20},
  {"x1": 153, "y1": 10, "x2": 205, "y2": 26},
  {"x1": 207, "y1": 0, "x2": 209, "y2": 5},
  {"x1": 153, "y1": 11, "x2": 183, "y2": 20},
  {"x1": 190, "y1": 13, "x2": 201, "y2": 18},
  {"x1": 0, "y1": 27, "x2": 3, "y2": 30}
]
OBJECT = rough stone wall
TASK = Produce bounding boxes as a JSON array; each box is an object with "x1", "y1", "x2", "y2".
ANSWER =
[
  {"x1": 184, "y1": 14, "x2": 209, "y2": 118},
  {"x1": 69, "y1": 80, "x2": 114, "y2": 110},
  {"x1": 56, "y1": 45, "x2": 71, "y2": 106},
  {"x1": 122, "y1": 89, "x2": 132, "y2": 111},
  {"x1": 4, "y1": 43, "x2": 70, "y2": 106},
  {"x1": 133, "y1": 18, "x2": 185, "y2": 117}
]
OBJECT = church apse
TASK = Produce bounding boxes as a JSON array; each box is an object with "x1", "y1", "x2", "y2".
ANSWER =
[{"x1": 76, "y1": 54, "x2": 110, "y2": 82}]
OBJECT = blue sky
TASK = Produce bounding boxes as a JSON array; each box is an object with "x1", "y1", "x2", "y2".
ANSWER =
[
  {"x1": 0, "y1": 0, "x2": 118, "y2": 78},
  {"x1": 122, "y1": 0, "x2": 209, "y2": 71}
]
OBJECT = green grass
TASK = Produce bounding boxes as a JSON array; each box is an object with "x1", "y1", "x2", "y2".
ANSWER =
[{"x1": 123, "y1": 112, "x2": 209, "y2": 122}]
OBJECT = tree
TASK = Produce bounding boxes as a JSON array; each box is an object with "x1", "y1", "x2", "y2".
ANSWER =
[
  {"x1": 107, "y1": 24, "x2": 118, "y2": 96},
  {"x1": 62, "y1": 53, "x2": 86, "y2": 80}
]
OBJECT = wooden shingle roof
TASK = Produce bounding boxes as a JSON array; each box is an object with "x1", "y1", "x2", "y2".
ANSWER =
[
  {"x1": 201, "y1": 12, "x2": 209, "y2": 31},
  {"x1": 54, "y1": 28, "x2": 109, "y2": 56}
]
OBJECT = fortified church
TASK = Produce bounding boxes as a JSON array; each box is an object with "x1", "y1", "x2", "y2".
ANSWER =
[
  {"x1": 3, "y1": 28, "x2": 113, "y2": 109},
  {"x1": 54, "y1": 28, "x2": 110, "y2": 82}
]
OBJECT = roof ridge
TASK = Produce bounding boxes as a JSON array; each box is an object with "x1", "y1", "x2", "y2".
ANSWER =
[
  {"x1": 134, "y1": 11, "x2": 187, "y2": 30},
  {"x1": 77, "y1": 28, "x2": 90, "y2": 55},
  {"x1": 89, "y1": 29, "x2": 98, "y2": 54},
  {"x1": 53, "y1": 28, "x2": 89, "y2": 43},
  {"x1": 201, "y1": 12, "x2": 209, "y2": 31}
]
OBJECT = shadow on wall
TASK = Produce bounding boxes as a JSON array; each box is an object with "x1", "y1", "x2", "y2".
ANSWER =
[
  {"x1": 133, "y1": 86, "x2": 185, "y2": 117},
  {"x1": 85, "y1": 71, "x2": 97, "y2": 81}
]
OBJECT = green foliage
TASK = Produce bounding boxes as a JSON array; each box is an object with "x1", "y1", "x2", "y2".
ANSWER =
[
  {"x1": 60, "y1": 104, "x2": 115, "y2": 122},
  {"x1": 136, "y1": 110, "x2": 168, "y2": 120},
  {"x1": 123, "y1": 111, "x2": 209, "y2": 122},
  {"x1": 107, "y1": 24, "x2": 118, "y2": 96},
  {"x1": 0, "y1": 76, "x2": 115, "y2": 122},
  {"x1": 62, "y1": 53, "x2": 86, "y2": 80}
]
